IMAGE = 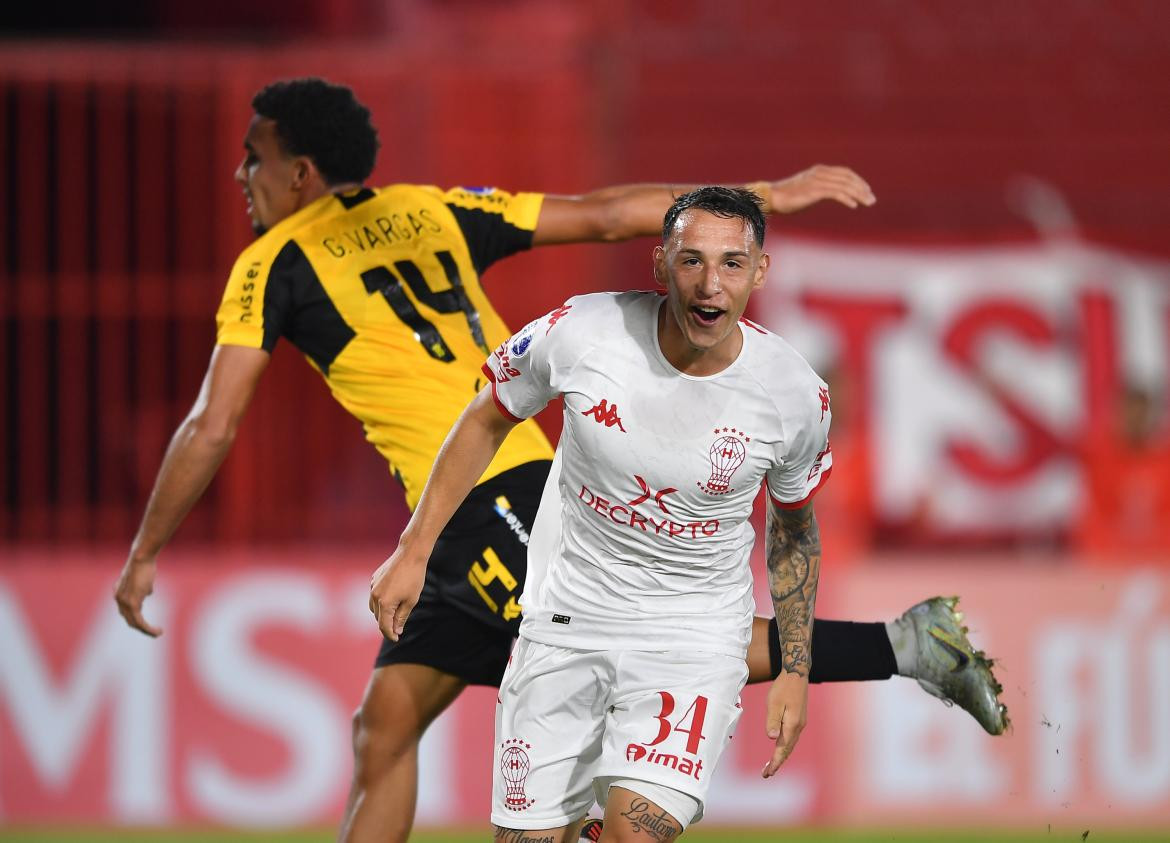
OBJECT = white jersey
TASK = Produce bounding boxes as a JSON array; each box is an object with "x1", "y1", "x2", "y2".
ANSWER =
[{"x1": 482, "y1": 291, "x2": 832, "y2": 659}]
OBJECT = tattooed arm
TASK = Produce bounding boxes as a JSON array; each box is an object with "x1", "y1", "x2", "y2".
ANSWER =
[{"x1": 761, "y1": 498, "x2": 822, "y2": 778}]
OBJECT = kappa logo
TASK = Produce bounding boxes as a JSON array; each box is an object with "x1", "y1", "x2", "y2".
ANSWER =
[
  {"x1": 819, "y1": 386, "x2": 830, "y2": 421},
  {"x1": 582, "y1": 399, "x2": 627, "y2": 432},
  {"x1": 545, "y1": 304, "x2": 572, "y2": 334},
  {"x1": 807, "y1": 443, "x2": 831, "y2": 481},
  {"x1": 629, "y1": 475, "x2": 677, "y2": 515}
]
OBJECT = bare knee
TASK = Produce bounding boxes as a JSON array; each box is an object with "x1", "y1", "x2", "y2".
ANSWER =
[
  {"x1": 350, "y1": 699, "x2": 417, "y2": 774},
  {"x1": 349, "y1": 664, "x2": 466, "y2": 776}
]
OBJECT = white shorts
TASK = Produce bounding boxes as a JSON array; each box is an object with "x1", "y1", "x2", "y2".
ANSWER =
[{"x1": 491, "y1": 638, "x2": 747, "y2": 831}]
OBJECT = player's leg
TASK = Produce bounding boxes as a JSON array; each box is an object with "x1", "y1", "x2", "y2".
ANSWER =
[
  {"x1": 491, "y1": 640, "x2": 607, "y2": 838},
  {"x1": 341, "y1": 460, "x2": 549, "y2": 841},
  {"x1": 745, "y1": 597, "x2": 1009, "y2": 735},
  {"x1": 492, "y1": 822, "x2": 585, "y2": 843},
  {"x1": 338, "y1": 662, "x2": 465, "y2": 843},
  {"x1": 596, "y1": 650, "x2": 746, "y2": 841},
  {"x1": 745, "y1": 616, "x2": 895, "y2": 683},
  {"x1": 596, "y1": 785, "x2": 686, "y2": 843},
  {"x1": 339, "y1": 599, "x2": 516, "y2": 843}
]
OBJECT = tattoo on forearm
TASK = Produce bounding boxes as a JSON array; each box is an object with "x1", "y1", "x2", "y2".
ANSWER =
[
  {"x1": 494, "y1": 828, "x2": 555, "y2": 843},
  {"x1": 766, "y1": 501, "x2": 822, "y2": 677},
  {"x1": 619, "y1": 799, "x2": 681, "y2": 841}
]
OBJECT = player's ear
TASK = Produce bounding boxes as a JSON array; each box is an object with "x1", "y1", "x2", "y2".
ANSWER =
[
  {"x1": 290, "y1": 156, "x2": 316, "y2": 190},
  {"x1": 652, "y1": 245, "x2": 667, "y2": 288},
  {"x1": 752, "y1": 251, "x2": 770, "y2": 291}
]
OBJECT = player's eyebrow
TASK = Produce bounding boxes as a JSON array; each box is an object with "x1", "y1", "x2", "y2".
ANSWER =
[{"x1": 678, "y1": 247, "x2": 751, "y2": 259}]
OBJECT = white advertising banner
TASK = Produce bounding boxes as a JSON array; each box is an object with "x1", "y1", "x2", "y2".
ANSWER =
[
  {"x1": 753, "y1": 237, "x2": 1170, "y2": 538},
  {"x1": 2, "y1": 550, "x2": 1168, "y2": 832}
]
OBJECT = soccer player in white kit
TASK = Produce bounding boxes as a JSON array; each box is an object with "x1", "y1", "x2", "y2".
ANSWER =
[{"x1": 370, "y1": 187, "x2": 829, "y2": 842}]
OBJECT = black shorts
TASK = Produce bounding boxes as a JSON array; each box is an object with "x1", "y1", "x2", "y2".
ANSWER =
[{"x1": 374, "y1": 459, "x2": 551, "y2": 687}]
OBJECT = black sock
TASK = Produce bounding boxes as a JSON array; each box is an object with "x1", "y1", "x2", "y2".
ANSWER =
[{"x1": 768, "y1": 617, "x2": 897, "y2": 683}]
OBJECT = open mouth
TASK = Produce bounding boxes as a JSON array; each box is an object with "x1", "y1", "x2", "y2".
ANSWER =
[{"x1": 690, "y1": 305, "x2": 725, "y2": 326}]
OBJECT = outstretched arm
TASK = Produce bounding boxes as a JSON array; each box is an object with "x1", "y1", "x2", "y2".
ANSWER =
[
  {"x1": 114, "y1": 344, "x2": 269, "y2": 636},
  {"x1": 761, "y1": 498, "x2": 822, "y2": 778},
  {"x1": 532, "y1": 164, "x2": 875, "y2": 245},
  {"x1": 369, "y1": 387, "x2": 519, "y2": 641}
]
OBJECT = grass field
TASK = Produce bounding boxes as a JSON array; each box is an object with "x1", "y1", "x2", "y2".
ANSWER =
[{"x1": 3, "y1": 829, "x2": 1169, "y2": 843}]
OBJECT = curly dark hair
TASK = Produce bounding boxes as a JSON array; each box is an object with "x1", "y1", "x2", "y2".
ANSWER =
[
  {"x1": 252, "y1": 78, "x2": 380, "y2": 186},
  {"x1": 662, "y1": 186, "x2": 766, "y2": 247}
]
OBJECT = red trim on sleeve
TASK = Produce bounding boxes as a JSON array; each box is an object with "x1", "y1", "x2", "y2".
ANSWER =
[
  {"x1": 488, "y1": 380, "x2": 526, "y2": 424},
  {"x1": 768, "y1": 465, "x2": 833, "y2": 510},
  {"x1": 480, "y1": 362, "x2": 497, "y2": 383}
]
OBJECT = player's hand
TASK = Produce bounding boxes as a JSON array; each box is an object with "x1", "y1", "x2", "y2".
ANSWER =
[
  {"x1": 762, "y1": 671, "x2": 809, "y2": 778},
  {"x1": 114, "y1": 556, "x2": 164, "y2": 637},
  {"x1": 766, "y1": 165, "x2": 875, "y2": 213},
  {"x1": 369, "y1": 548, "x2": 429, "y2": 642}
]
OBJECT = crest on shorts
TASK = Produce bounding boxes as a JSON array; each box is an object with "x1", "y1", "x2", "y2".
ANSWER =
[
  {"x1": 499, "y1": 738, "x2": 536, "y2": 810},
  {"x1": 698, "y1": 427, "x2": 750, "y2": 495}
]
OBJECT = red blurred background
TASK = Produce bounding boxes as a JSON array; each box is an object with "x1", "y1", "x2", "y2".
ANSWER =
[{"x1": 4, "y1": 0, "x2": 1169, "y2": 549}]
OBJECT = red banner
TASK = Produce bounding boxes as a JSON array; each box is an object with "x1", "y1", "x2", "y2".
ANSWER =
[{"x1": 2, "y1": 549, "x2": 1168, "y2": 830}]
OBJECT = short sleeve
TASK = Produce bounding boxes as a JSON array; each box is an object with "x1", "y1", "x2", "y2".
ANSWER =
[
  {"x1": 442, "y1": 187, "x2": 545, "y2": 274},
  {"x1": 215, "y1": 240, "x2": 293, "y2": 352},
  {"x1": 766, "y1": 381, "x2": 834, "y2": 509},
  {"x1": 481, "y1": 302, "x2": 575, "y2": 422}
]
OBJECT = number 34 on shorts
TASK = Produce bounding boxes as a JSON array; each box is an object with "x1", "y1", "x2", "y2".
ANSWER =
[
  {"x1": 494, "y1": 643, "x2": 746, "y2": 825},
  {"x1": 610, "y1": 672, "x2": 745, "y2": 792},
  {"x1": 627, "y1": 691, "x2": 713, "y2": 777}
]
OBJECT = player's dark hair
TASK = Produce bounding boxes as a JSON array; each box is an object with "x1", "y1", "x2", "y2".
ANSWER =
[
  {"x1": 252, "y1": 78, "x2": 379, "y2": 186},
  {"x1": 662, "y1": 186, "x2": 766, "y2": 247}
]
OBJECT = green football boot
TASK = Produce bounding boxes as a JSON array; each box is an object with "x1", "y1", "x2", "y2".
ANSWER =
[{"x1": 893, "y1": 596, "x2": 1009, "y2": 736}]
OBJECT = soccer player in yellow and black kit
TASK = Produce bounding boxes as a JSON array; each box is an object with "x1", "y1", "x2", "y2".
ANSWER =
[{"x1": 114, "y1": 78, "x2": 1006, "y2": 842}]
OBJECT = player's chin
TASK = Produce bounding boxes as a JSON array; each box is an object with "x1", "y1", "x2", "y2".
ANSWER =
[{"x1": 682, "y1": 328, "x2": 729, "y2": 354}]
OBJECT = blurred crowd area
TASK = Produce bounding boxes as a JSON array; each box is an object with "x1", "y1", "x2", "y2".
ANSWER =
[{"x1": 2, "y1": 0, "x2": 1169, "y2": 562}]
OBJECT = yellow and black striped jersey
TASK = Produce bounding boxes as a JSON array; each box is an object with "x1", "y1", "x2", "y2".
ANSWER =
[{"x1": 215, "y1": 184, "x2": 555, "y2": 510}]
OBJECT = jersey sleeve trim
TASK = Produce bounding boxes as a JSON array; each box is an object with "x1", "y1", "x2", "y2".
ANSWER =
[
  {"x1": 768, "y1": 465, "x2": 833, "y2": 510},
  {"x1": 444, "y1": 189, "x2": 544, "y2": 274},
  {"x1": 482, "y1": 364, "x2": 527, "y2": 423}
]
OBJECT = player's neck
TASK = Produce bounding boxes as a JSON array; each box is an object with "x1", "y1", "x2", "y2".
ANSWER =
[
  {"x1": 328, "y1": 181, "x2": 363, "y2": 198},
  {"x1": 293, "y1": 180, "x2": 363, "y2": 214}
]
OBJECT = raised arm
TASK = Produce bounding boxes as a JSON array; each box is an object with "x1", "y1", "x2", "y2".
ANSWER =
[
  {"x1": 532, "y1": 164, "x2": 875, "y2": 245},
  {"x1": 114, "y1": 344, "x2": 270, "y2": 636},
  {"x1": 368, "y1": 387, "x2": 519, "y2": 641},
  {"x1": 761, "y1": 498, "x2": 822, "y2": 778}
]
